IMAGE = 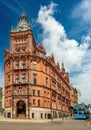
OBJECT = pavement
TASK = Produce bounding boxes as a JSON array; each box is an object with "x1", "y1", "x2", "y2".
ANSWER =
[{"x1": 0, "y1": 115, "x2": 69, "y2": 123}]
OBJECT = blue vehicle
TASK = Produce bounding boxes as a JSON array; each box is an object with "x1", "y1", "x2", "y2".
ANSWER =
[{"x1": 73, "y1": 103, "x2": 88, "y2": 119}]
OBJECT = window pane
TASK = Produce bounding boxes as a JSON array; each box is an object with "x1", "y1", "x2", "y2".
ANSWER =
[
  {"x1": 38, "y1": 90, "x2": 40, "y2": 96},
  {"x1": 22, "y1": 61, "x2": 26, "y2": 69},
  {"x1": 38, "y1": 100, "x2": 40, "y2": 107},
  {"x1": 33, "y1": 99, "x2": 35, "y2": 105},
  {"x1": 33, "y1": 62, "x2": 36, "y2": 70},
  {"x1": 46, "y1": 77, "x2": 48, "y2": 87},
  {"x1": 16, "y1": 62, "x2": 19, "y2": 69},
  {"x1": 33, "y1": 74, "x2": 37, "y2": 84},
  {"x1": 33, "y1": 90, "x2": 35, "y2": 96},
  {"x1": 41, "y1": 113, "x2": 43, "y2": 118},
  {"x1": 32, "y1": 113, "x2": 34, "y2": 118}
]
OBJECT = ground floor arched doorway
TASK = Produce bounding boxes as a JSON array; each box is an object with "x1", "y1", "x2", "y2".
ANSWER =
[{"x1": 16, "y1": 100, "x2": 26, "y2": 118}]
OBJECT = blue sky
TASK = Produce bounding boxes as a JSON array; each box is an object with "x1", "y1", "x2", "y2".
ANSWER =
[{"x1": 0, "y1": 0, "x2": 91, "y2": 104}]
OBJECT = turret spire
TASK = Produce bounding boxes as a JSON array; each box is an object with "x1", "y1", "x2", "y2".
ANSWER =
[
  {"x1": 61, "y1": 60, "x2": 65, "y2": 72},
  {"x1": 12, "y1": 11, "x2": 31, "y2": 32},
  {"x1": 21, "y1": 10, "x2": 26, "y2": 17}
]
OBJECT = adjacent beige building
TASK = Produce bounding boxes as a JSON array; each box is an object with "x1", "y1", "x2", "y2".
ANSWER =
[{"x1": 70, "y1": 85, "x2": 78, "y2": 113}]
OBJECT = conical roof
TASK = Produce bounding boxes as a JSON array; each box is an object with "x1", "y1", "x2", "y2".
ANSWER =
[{"x1": 12, "y1": 11, "x2": 31, "y2": 32}]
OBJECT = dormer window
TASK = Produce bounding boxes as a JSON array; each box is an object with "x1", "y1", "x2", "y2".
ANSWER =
[{"x1": 40, "y1": 52, "x2": 44, "y2": 58}]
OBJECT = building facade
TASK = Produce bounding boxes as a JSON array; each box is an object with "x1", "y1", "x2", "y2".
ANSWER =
[
  {"x1": 4, "y1": 12, "x2": 71, "y2": 119},
  {"x1": 70, "y1": 86, "x2": 78, "y2": 116}
]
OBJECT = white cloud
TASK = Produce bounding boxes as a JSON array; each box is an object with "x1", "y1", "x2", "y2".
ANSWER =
[
  {"x1": 37, "y1": 2, "x2": 91, "y2": 104},
  {"x1": 71, "y1": 0, "x2": 91, "y2": 103},
  {"x1": 71, "y1": 50, "x2": 91, "y2": 104},
  {"x1": 37, "y1": 2, "x2": 89, "y2": 72},
  {"x1": 72, "y1": 0, "x2": 91, "y2": 35},
  {"x1": 72, "y1": 0, "x2": 91, "y2": 23}
]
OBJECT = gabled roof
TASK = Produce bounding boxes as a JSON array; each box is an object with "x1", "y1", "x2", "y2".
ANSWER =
[
  {"x1": 47, "y1": 53, "x2": 55, "y2": 63},
  {"x1": 37, "y1": 44, "x2": 46, "y2": 54},
  {"x1": 55, "y1": 62, "x2": 60, "y2": 69}
]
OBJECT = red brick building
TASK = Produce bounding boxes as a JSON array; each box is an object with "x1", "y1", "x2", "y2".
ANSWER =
[{"x1": 4, "y1": 12, "x2": 71, "y2": 119}]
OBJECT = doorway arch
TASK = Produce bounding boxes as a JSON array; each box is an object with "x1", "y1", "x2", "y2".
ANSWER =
[{"x1": 17, "y1": 100, "x2": 26, "y2": 118}]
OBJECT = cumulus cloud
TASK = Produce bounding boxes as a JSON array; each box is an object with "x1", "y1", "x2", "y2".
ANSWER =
[
  {"x1": 37, "y1": 2, "x2": 91, "y2": 104},
  {"x1": 71, "y1": 50, "x2": 91, "y2": 104},
  {"x1": 37, "y1": 2, "x2": 89, "y2": 72},
  {"x1": 72, "y1": 0, "x2": 91, "y2": 22},
  {"x1": 72, "y1": 0, "x2": 91, "y2": 35},
  {"x1": 71, "y1": 0, "x2": 91, "y2": 103}
]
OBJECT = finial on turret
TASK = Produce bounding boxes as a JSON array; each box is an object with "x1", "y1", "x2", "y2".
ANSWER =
[
  {"x1": 21, "y1": 10, "x2": 26, "y2": 17},
  {"x1": 61, "y1": 60, "x2": 65, "y2": 72}
]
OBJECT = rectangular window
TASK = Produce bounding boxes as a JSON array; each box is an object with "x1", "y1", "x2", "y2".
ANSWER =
[
  {"x1": 22, "y1": 61, "x2": 26, "y2": 69},
  {"x1": 33, "y1": 90, "x2": 35, "y2": 96},
  {"x1": 16, "y1": 74, "x2": 19, "y2": 84},
  {"x1": 16, "y1": 90, "x2": 19, "y2": 95},
  {"x1": 46, "y1": 77, "x2": 48, "y2": 87},
  {"x1": 45, "y1": 113, "x2": 46, "y2": 119},
  {"x1": 9, "y1": 99, "x2": 11, "y2": 105},
  {"x1": 45, "y1": 66, "x2": 48, "y2": 73},
  {"x1": 16, "y1": 62, "x2": 19, "y2": 69},
  {"x1": 22, "y1": 74, "x2": 26, "y2": 83},
  {"x1": 38, "y1": 100, "x2": 40, "y2": 107},
  {"x1": 22, "y1": 90, "x2": 25, "y2": 95},
  {"x1": 47, "y1": 92, "x2": 49, "y2": 97},
  {"x1": 38, "y1": 90, "x2": 40, "y2": 96},
  {"x1": 32, "y1": 113, "x2": 34, "y2": 118},
  {"x1": 33, "y1": 62, "x2": 37, "y2": 70},
  {"x1": 33, "y1": 99, "x2": 35, "y2": 105},
  {"x1": 22, "y1": 79, "x2": 26, "y2": 83},
  {"x1": 41, "y1": 113, "x2": 43, "y2": 118},
  {"x1": 44, "y1": 101, "x2": 46, "y2": 107},
  {"x1": 33, "y1": 74, "x2": 37, "y2": 85},
  {"x1": 8, "y1": 75, "x2": 10, "y2": 84},
  {"x1": 44, "y1": 91, "x2": 46, "y2": 97}
]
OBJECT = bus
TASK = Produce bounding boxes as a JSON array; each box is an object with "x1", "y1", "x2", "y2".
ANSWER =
[{"x1": 73, "y1": 103, "x2": 88, "y2": 119}]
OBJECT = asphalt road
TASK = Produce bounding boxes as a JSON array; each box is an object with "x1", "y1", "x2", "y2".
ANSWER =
[{"x1": 0, "y1": 119, "x2": 91, "y2": 130}]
